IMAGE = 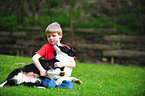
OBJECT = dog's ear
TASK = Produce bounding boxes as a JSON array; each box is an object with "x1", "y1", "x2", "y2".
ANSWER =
[
  {"x1": 69, "y1": 48, "x2": 76, "y2": 57},
  {"x1": 59, "y1": 46, "x2": 76, "y2": 57}
]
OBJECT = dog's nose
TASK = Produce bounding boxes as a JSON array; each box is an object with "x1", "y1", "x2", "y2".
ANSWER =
[
  {"x1": 59, "y1": 72, "x2": 65, "y2": 76},
  {"x1": 56, "y1": 41, "x2": 61, "y2": 46}
]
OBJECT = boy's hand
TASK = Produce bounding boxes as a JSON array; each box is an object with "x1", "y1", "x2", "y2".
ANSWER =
[
  {"x1": 54, "y1": 62, "x2": 64, "y2": 68},
  {"x1": 40, "y1": 70, "x2": 47, "y2": 76}
]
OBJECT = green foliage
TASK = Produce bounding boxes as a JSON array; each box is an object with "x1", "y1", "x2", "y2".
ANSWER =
[
  {"x1": 116, "y1": 14, "x2": 138, "y2": 35},
  {"x1": 0, "y1": 55, "x2": 145, "y2": 96},
  {"x1": 72, "y1": 13, "x2": 114, "y2": 28},
  {"x1": 0, "y1": 11, "x2": 114, "y2": 31},
  {"x1": 52, "y1": 10, "x2": 70, "y2": 27},
  {"x1": 23, "y1": 17, "x2": 46, "y2": 27},
  {"x1": 0, "y1": 0, "x2": 144, "y2": 35},
  {"x1": 0, "y1": 15, "x2": 17, "y2": 31},
  {"x1": 49, "y1": 0, "x2": 60, "y2": 8}
]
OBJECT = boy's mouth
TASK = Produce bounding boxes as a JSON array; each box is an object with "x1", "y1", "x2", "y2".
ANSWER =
[
  {"x1": 51, "y1": 42, "x2": 56, "y2": 45},
  {"x1": 50, "y1": 40, "x2": 55, "y2": 44},
  {"x1": 50, "y1": 41, "x2": 58, "y2": 45}
]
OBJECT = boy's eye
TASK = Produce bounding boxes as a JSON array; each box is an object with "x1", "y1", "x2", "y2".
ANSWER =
[
  {"x1": 47, "y1": 35, "x2": 56, "y2": 38},
  {"x1": 47, "y1": 35, "x2": 51, "y2": 38}
]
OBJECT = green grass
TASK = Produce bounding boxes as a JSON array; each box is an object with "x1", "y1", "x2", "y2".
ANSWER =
[{"x1": 0, "y1": 55, "x2": 145, "y2": 96}]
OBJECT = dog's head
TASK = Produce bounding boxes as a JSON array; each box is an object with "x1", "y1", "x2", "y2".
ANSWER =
[
  {"x1": 49, "y1": 42, "x2": 75, "y2": 79},
  {"x1": 54, "y1": 42, "x2": 76, "y2": 57}
]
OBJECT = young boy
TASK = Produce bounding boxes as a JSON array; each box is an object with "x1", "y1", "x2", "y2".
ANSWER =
[{"x1": 32, "y1": 22, "x2": 76, "y2": 77}]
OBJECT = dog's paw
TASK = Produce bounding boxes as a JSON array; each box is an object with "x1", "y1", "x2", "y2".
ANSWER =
[{"x1": 73, "y1": 80, "x2": 82, "y2": 85}]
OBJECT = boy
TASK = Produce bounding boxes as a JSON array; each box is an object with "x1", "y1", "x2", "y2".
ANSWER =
[{"x1": 32, "y1": 22, "x2": 76, "y2": 77}]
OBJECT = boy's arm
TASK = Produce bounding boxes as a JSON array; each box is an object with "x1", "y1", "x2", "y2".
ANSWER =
[
  {"x1": 54, "y1": 59, "x2": 76, "y2": 68},
  {"x1": 32, "y1": 54, "x2": 47, "y2": 76}
]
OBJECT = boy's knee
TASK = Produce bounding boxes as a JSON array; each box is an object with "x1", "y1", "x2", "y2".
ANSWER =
[
  {"x1": 42, "y1": 78, "x2": 56, "y2": 88},
  {"x1": 56, "y1": 80, "x2": 74, "y2": 89}
]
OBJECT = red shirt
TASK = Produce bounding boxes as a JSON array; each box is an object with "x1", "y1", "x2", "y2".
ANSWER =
[{"x1": 36, "y1": 43, "x2": 76, "y2": 60}]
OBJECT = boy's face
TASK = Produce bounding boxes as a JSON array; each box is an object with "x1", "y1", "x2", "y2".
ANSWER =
[{"x1": 46, "y1": 33, "x2": 62, "y2": 45}]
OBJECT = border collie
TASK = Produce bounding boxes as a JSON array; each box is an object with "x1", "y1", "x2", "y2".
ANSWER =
[{"x1": 0, "y1": 42, "x2": 82, "y2": 88}]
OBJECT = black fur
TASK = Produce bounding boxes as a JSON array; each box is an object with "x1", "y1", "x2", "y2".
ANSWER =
[
  {"x1": 59, "y1": 46, "x2": 76, "y2": 57},
  {"x1": 22, "y1": 59, "x2": 58, "y2": 75}
]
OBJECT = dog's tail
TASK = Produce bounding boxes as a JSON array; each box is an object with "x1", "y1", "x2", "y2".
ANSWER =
[{"x1": 0, "y1": 80, "x2": 7, "y2": 87}]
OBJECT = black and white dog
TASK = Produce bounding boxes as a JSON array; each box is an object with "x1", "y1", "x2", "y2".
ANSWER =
[{"x1": 0, "y1": 42, "x2": 82, "y2": 88}]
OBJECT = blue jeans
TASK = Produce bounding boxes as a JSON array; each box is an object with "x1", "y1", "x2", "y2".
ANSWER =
[{"x1": 42, "y1": 78, "x2": 74, "y2": 89}]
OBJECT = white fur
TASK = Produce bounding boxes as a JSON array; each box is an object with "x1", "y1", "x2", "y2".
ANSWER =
[
  {"x1": 46, "y1": 42, "x2": 74, "y2": 80},
  {"x1": 0, "y1": 80, "x2": 7, "y2": 87},
  {"x1": 47, "y1": 68, "x2": 61, "y2": 79},
  {"x1": 53, "y1": 42, "x2": 74, "y2": 77},
  {"x1": 0, "y1": 72, "x2": 41, "y2": 87},
  {"x1": 12, "y1": 72, "x2": 41, "y2": 84}
]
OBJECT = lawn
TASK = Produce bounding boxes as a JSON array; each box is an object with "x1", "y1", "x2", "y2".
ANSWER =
[{"x1": 0, "y1": 55, "x2": 145, "y2": 96}]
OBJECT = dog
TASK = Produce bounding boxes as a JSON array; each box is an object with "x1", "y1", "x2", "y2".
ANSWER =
[{"x1": 0, "y1": 42, "x2": 82, "y2": 88}]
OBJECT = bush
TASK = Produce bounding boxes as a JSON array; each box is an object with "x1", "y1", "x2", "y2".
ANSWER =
[{"x1": 0, "y1": 15, "x2": 17, "y2": 31}]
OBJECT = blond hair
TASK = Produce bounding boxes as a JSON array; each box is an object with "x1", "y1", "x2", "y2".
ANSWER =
[{"x1": 45, "y1": 22, "x2": 62, "y2": 36}]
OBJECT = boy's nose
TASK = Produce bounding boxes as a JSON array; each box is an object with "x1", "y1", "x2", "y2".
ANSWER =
[{"x1": 50, "y1": 36, "x2": 53, "y2": 39}]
